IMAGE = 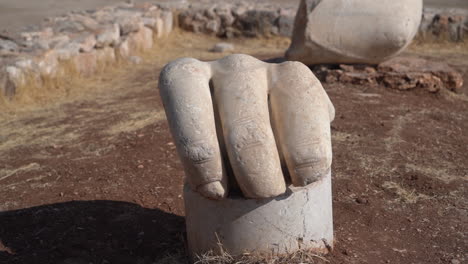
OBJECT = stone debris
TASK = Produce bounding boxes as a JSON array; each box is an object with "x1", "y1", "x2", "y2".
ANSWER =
[
  {"x1": 0, "y1": 1, "x2": 175, "y2": 98},
  {"x1": 1, "y1": 0, "x2": 467, "y2": 99},
  {"x1": 0, "y1": 39, "x2": 19, "y2": 54},
  {"x1": 211, "y1": 42, "x2": 234, "y2": 53},
  {"x1": 420, "y1": 7, "x2": 468, "y2": 42},
  {"x1": 178, "y1": 2, "x2": 296, "y2": 38},
  {"x1": 313, "y1": 57, "x2": 464, "y2": 93},
  {"x1": 128, "y1": 55, "x2": 142, "y2": 64}
]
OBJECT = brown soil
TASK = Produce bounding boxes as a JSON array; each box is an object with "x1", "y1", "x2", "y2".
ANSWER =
[{"x1": 0, "y1": 32, "x2": 467, "y2": 264}]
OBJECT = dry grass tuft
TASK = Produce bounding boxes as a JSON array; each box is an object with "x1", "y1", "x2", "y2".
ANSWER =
[
  {"x1": 0, "y1": 162, "x2": 41, "y2": 181},
  {"x1": 382, "y1": 181, "x2": 431, "y2": 204},
  {"x1": 194, "y1": 249, "x2": 329, "y2": 264}
]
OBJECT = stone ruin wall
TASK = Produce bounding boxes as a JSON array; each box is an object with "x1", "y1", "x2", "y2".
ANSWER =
[{"x1": 1, "y1": 1, "x2": 467, "y2": 99}]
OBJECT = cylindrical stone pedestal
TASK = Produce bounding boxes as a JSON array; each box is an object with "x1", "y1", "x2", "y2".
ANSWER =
[{"x1": 184, "y1": 173, "x2": 333, "y2": 258}]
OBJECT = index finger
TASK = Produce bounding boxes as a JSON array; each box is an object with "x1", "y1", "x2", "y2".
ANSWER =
[{"x1": 159, "y1": 58, "x2": 227, "y2": 199}]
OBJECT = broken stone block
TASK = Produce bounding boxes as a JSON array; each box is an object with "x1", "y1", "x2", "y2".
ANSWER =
[
  {"x1": 236, "y1": 9, "x2": 280, "y2": 37},
  {"x1": 127, "y1": 26, "x2": 153, "y2": 51},
  {"x1": 0, "y1": 39, "x2": 19, "y2": 54},
  {"x1": 115, "y1": 10, "x2": 144, "y2": 35},
  {"x1": 128, "y1": 55, "x2": 142, "y2": 64},
  {"x1": 278, "y1": 8, "x2": 295, "y2": 37},
  {"x1": 35, "y1": 50, "x2": 59, "y2": 76},
  {"x1": 95, "y1": 23, "x2": 120, "y2": 48},
  {"x1": 160, "y1": 10, "x2": 173, "y2": 36},
  {"x1": 54, "y1": 42, "x2": 81, "y2": 61},
  {"x1": 211, "y1": 42, "x2": 234, "y2": 53},
  {"x1": 69, "y1": 14, "x2": 100, "y2": 31},
  {"x1": 116, "y1": 38, "x2": 130, "y2": 58},
  {"x1": 286, "y1": 0, "x2": 423, "y2": 64},
  {"x1": 72, "y1": 33, "x2": 97, "y2": 53}
]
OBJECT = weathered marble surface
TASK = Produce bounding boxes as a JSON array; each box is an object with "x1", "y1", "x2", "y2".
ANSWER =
[
  {"x1": 286, "y1": 0, "x2": 423, "y2": 65},
  {"x1": 159, "y1": 54, "x2": 334, "y2": 199}
]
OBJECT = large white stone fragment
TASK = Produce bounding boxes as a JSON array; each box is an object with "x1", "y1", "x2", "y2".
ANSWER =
[
  {"x1": 286, "y1": 0, "x2": 423, "y2": 65},
  {"x1": 185, "y1": 174, "x2": 333, "y2": 257}
]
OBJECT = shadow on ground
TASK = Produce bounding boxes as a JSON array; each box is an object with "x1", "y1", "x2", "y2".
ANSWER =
[{"x1": 0, "y1": 201, "x2": 186, "y2": 264}]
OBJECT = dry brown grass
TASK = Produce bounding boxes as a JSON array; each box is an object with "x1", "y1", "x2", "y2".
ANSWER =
[
  {"x1": 194, "y1": 249, "x2": 329, "y2": 264},
  {"x1": 382, "y1": 181, "x2": 431, "y2": 204},
  {"x1": 0, "y1": 31, "x2": 290, "y2": 157}
]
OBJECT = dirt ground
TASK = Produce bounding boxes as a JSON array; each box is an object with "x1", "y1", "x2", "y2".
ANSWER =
[{"x1": 0, "y1": 31, "x2": 467, "y2": 264}]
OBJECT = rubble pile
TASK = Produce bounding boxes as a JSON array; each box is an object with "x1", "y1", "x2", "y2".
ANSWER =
[{"x1": 314, "y1": 57, "x2": 464, "y2": 93}]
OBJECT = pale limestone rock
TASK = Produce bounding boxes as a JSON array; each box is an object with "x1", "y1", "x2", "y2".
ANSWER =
[
  {"x1": 70, "y1": 14, "x2": 100, "y2": 31},
  {"x1": 286, "y1": 0, "x2": 423, "y2": 64},
  {"x1": 142, "y1": 17, "x2": 157, "y2": 30},
  {"x1": 35, "y1": 50, "x2": 59, "y2": 76},
  {"x1": 115, "y1": 10, "x2": 144, "y2": 35},
  {"x1": 128, "y1": 55, "x2": 142, "y2": 64},
  {"x1": 95, "y1": 24, "x2": 120, "y2": 48},
  {"x1": 48, "y1": 35, "x2": 71, "y2": 49},
  {"x1": 127, "y1": 27, "x2": 153, "y2": 51},
  {"x1": 54, "y1": 42, "x2": 80, "y2": 61},
  {"x1": 72, "y1": 34, "x2": 97, "y2": 53},
  {"x1": 0, "y1": 39, "x2": 19, "y2": 53},
  {"x1": 153, "y1": 18, "x2": 165, "y2": 38},
  {"x1": 20, "y1": 28, "x2": 54, "y2": 42},
  {"x1": 116, "y1": 38, "x2": 130, "y2": 58},
  {"x1": 160, "y1": 11, "x2": 173, "y2": 36},
  {"x1": 159, "y1": 54, "x2": 334, "y2": 200},
  {"x1": 278, "y1": 8, "x2": 296, "y2": 37},
  {"x1": 185, "y1": 175, "x2": 333, "y2": 257},
  {"x1": 211, "y1": 42, "x2": 234, "y2": 53}
]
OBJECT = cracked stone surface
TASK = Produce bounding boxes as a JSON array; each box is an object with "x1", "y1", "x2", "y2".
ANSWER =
[{"x1": 184, "y1": 174, "x2": 333, "y2": 257}]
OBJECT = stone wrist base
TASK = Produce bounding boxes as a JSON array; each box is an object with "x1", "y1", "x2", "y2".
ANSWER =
[{"x1": 184, "y1": 173, "x2": 333, "y2": 259}]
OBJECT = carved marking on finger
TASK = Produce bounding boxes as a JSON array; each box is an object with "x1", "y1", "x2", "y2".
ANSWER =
[
  {"x1": 230, "y1": 117, "x2": 268, "y2": 152},
  {"x1": 183, "y1": 140, "x2": 215, "y2": 164}
]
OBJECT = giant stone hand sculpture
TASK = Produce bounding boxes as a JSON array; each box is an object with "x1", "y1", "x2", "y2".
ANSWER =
[
  {"x1": 159, "y1": 54, "x2": 335, "y2": 256},
  {"x1": 159, "y1": 54, "x2": 334, "y2": 200}
]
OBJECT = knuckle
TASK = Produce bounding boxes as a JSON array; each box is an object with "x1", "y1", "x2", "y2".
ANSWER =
[
  {"x1": 228, "y1": 117, "x2": 269, "y2": 151},
  {"x1": 291, "y1": 141, "x2": 332, "y2": 184},
  {"x1": 182, "y1": 141, "x2": 216, "y2": 164},
  {"x1": 159, "y1": 58, "x2": 209, "y2": 86}
]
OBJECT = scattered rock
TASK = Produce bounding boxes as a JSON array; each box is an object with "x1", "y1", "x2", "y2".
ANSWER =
[
  {"x1": 0, "y1": 39, "x2": 19, "y2": 54},
  {"x1": 115, "y1": 10, "x2": 144, "y2": 35},
  {"x1": 278, "y1": 8, "x2": 296, "y2": 37},
  {"x1": 211, "y1": 42, "x2": 234, "y2": 53},
  {"x1": 54, "y1": 42, "x2": 81, "y2": 60},
  {"x1": 95, "y1": 23, "x2": 120, "y2": 48},
  {"x1": 72, "y1": 33, "x2": 97, "y2": 53},
  {"x1": 127, "y1": 26, "x2": 153, "y2": 52},
  {"x1": 313, "y1": 56, "x2": 464, "y2": 93},
  {"x1": 128, "y1": 55, "x2": 142, "y2": 64}
]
